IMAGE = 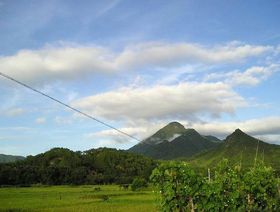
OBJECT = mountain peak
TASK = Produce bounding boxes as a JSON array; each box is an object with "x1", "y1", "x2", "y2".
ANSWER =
[
  {"x1": 166, "y1": 121, "x2": 185, "y2": 130},
  {"x1": 189, "y1": 130, "x2": 280, "y2": 170},
  {"x1": 129, "y1": 122, "x2": 218, "y2": 159},
  {"x1": 225, "y1": 128, "x2": 254, "y2": 145},
  {"x1": 139, "y1": 121, "x2": 186, "y2": 145},
  {"x1": 230, "y1": 128, "x2": 247, "y2": 137},
  {"x1": 234, "y1": 128, "x2": 243, "y2": 133}
]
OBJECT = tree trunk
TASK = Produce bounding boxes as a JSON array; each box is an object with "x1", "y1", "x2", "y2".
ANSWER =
[{"x1": 189, "y1": 197, "x2": 195, "y2": 212}]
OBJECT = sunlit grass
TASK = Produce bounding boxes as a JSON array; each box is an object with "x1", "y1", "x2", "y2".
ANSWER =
[{"x1": 0, "y1": 185, "x2": 158, "y2": 211}]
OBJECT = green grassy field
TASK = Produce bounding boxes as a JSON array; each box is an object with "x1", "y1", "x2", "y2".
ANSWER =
[{"x1": 0, "y1": 185, "x2": 158, "y2": 212}]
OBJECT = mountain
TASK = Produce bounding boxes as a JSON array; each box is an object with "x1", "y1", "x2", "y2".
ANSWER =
[
  {"x1": 189, "y1": 129, "x2": 280, "y2": 170},
  {"x1": 141, "y1": 121, "x2": 187, "y2": 145},
  {"x1": 129, "y1": 122, "x2": 218, "y2": 159},
  {"x1": 0, "y1": 154, "x2": 24, "y2": 163},
  {"x1": 203, "y1": 135, "x2": 222, "y2": 143}
]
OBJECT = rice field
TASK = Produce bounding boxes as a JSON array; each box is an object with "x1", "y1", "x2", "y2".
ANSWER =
[{"x1": 0, "y1": 185, "x2": 158, "y2": 212}]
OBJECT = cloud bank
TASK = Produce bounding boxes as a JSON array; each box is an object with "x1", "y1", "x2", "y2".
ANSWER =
[
  {"x1": 0, "y1": 42, "x2": 272, "y2": 84},
  {"x1": 205, "y1": 64, "x2": 279, "y2": 86},
  {"x1": 72, "y1": 82, "x2": 246, "y2": 121},
  {"x1": 92, "y1": 117, "x2": 280, "y2": 145}
]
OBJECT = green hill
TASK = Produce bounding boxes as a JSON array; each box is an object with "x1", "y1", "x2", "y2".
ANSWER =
[
  {"x1": 0, "y1": 148, "x2": 156, "y2": 185},
  {"x1": 0, "y1": 154, "x2": 24, "y2": 163},
  {"x1": 129, "y1": 122, "x2": 218, "y2": 159},
  {"x1": 203, "y1": 135, "x2": 221, "y2": 143},
  {"x1": 189, "y1": 129, "x2": 280, "y2": 170}
]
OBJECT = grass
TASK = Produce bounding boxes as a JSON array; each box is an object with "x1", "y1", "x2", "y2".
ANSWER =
[{"x1": 0, "y1": 185, "x2": 158, "y2": 212}]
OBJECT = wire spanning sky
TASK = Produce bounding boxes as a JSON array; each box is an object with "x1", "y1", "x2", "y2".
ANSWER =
[{"x1": 0, "y1": 0, "x2": 280, "y2": 156}]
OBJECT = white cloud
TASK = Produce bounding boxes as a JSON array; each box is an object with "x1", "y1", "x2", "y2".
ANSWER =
[
  {"x1": 35, "y1": 117, "x2": 46, "y2": 124},
  {"x1": 257, "y1": 134, "x2": 280, "y2": 145},
  {"x1": 91, "y1": 122, "x2": 164, "y2": 142},
  {"x1": 0, "y1": 45, "x2": 114, "y2": 84},
  {"x1": 115, "y1": 42, "x2": 271, "y2": 68},
  {"x1": 89, "y1": 116, "x2": 280, "y2": 146},
  {"x1": 187, "y1": 116, "x2": 280, "y2": 140},
  {"x1": 0, "y1": 42, "x2": 272, "y2": 84},
  {"x1": 205, "y1": 64, "x2": 279, "y2": 86},
  {"x1": 86, "y1": 121, "x2": 166, "y2": 145},
  {"x1": 72, "y1": 82, "x2": 246, "y2": 121}
]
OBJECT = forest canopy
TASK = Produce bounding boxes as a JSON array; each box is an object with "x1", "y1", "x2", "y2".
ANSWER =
[{"x1": 0, "y1": 148, "x2": 157, "y2": 185}]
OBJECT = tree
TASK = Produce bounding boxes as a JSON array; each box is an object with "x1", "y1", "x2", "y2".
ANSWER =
[
  {"x1": 131, "y1": 177, "x2": 147, "y2": 191},
  {"x1": 150, "y1": 162, "x2": 203, "y2": 211}
]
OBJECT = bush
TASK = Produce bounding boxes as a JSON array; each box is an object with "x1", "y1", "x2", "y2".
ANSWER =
[
  {"x1": 150, "y1": 162, "x2": 203, "y2": 211},
  {"x1": 131, "y1": 177, "x2": 148, "y2": 191},
  {"x1": 243, "y1": 163, "x2": 279, "y2": 210},
  {"x1": 150, "y1": 160, "x2": 280, "y2": 211}
]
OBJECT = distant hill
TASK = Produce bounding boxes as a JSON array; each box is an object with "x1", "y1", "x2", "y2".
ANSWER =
[
  {"x1": 189, "y1": 129, "x2": 280, "y2": 170},
  {"x1": 0, "y1": 154, "x2": 24, "y2": 163},
  {"x1": 203, "y1": 135, "x2": 222, "y2": 143},
  {"x1": 129, "y1": 122, "x2": 218, "y2": 159}
]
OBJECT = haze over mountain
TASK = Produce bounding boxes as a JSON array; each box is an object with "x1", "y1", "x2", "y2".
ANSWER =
[
  {"x1": 129, "y1": 122, "x2": 219, "y2": 159},
  {"x1": 190, "y1": 129, "x2": 280, "y2": 170},
  {"x1": 0, "y1": 154, "x2": 25, "y2": 163}
]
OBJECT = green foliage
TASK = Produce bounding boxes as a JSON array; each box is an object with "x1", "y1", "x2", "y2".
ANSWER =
[
  {"x1": 200, "y1": 160, "x2": 243, "y2": 211},
  {"x1": 0, "y1": 185, "x2": 157, "y2": 211},
  {"x1": 0, "y1": 148, "x2": 156, "y2": 186},
  {"x1": 131, "y1": 177, "x2": 148, "y2": 191},
  {"x1": 190, "y1": 129, "x2": 280, "y2": 172},
  {"x1": 151, "y1": 160, "x2": 280, "y2": 211},
  {"x1": 150, "y1": 161, "x2": 204, "y2": 211},
  {"x1": 243, "y1": 162, "x2": 279, "y2": 210}
]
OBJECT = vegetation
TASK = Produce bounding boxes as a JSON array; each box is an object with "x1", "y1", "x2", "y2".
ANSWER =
[
  {"x1": 0, "y1": 185, "x2": 157, "y2": 211},
  {"x1": 0, "y1": 154, "x2": 24, "y2": 163},
  {"x1": 0, "y1": 148, "x2": 156, "y2": 186},
  {"x1": 203, "y1": 135, "x2": 221, "y2": 143},
  {"x1": 131, "y1": 177, "x2": 148, "y2": 191},
  {"x1": 189, "y1": 129, "x2": 280, "y2": 172},
  {"x1": 129, "y1": 122, "x2": 218, "y2": 159},
  {"x1": 0, "y1": 126, "x2": 279, "y2": 211},
  {"x1": 151, "y1": 160, "x2": 280, "y2": 211}
]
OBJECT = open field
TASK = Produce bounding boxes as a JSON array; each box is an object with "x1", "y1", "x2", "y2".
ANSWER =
[{"x1": 0, "y1": 185, "x2": 158, "y2": 212}]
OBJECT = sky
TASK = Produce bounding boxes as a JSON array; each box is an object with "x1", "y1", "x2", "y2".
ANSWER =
[{"x1": 0, "y1": 0, "x2": 280, "y2": 156}]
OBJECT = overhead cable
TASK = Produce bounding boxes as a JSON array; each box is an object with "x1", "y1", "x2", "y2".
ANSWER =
[{"x1": 0, "y1": 72, "x2": 141, "y2": 142}]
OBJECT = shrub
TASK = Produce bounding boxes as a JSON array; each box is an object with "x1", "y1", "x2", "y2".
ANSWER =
[
  {"x1": 131, "y1": 177, "x2": 148, "y2": 191},
  {"x1": 150, "y1": 162, "x2": 203, "y2": 211},
  {"x1": 150, "y1": 160, "x2": 280, "y2": 211}
]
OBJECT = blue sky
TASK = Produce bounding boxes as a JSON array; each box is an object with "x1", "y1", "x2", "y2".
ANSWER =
[{"x1": 0, "y1": 0, "x2": 279, "y2": 156}]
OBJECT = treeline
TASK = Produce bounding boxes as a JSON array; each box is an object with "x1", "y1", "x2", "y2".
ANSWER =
[
  {"x1": 0, "y1": 154, "x2": 24, "y2": 163},
  {"x1": 0, "y1": 148, "x2": 157, "y2": 185}
]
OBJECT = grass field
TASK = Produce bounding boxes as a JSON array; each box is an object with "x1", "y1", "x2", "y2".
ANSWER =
[{"x1": 0, "y1": 185, "x2": 158, "y2": 212}]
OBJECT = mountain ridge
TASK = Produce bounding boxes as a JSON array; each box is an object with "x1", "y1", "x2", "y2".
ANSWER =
[
  {"x1": 129, "y1": 122, "x2": 219, "y2": 159},
  {"x1": 0, "y1": 154, "x2": 25, "y2": 163},
  {"x1": 189, "y1": 129, "x2": 280, "y2": 170}
]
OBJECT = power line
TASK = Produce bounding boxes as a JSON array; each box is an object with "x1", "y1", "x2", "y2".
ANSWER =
[{"x1": 0, "y1": 72, "x2": 141, "y2": 142}]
